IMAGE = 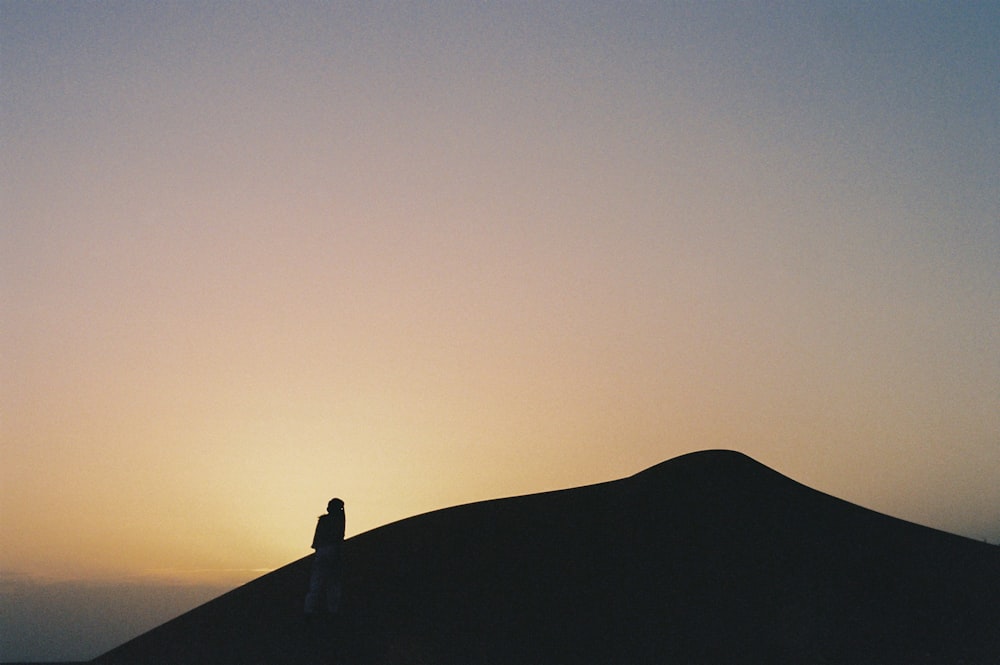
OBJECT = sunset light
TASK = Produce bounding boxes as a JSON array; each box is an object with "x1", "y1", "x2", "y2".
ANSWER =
[{"x1": 2, "y1": 3, "x2": 999, "y2": 661}]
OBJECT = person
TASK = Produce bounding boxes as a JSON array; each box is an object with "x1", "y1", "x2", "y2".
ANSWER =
[{"x1": 304, "y1": 498, "x2": 345, "y2": 616}]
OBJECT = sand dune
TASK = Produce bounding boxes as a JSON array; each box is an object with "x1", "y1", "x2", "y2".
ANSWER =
[{"x1": 93, "y1": 450, "x2": 1000, "y2": 664}]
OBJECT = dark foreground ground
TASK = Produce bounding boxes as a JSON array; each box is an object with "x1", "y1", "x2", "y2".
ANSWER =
[{"x1": 92, "y1": 450, "x2": 1000, "y2": 664}]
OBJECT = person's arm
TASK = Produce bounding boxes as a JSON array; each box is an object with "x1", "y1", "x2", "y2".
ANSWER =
[
  {"x1": 310, "y1": 516, "x2": 325, "y2": 549},
  {"x1": 334, "y1": 511, "x2": 345, "y2": 542}
]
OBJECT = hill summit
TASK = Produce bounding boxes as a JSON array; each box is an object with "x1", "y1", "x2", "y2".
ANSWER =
[{"x1": 94, "y1": 450, "x2": 1000, "y2": 664}]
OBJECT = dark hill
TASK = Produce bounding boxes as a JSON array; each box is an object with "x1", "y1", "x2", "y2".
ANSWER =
[{"x1": 93, "y1": 450, "x2": 1000, "y2": 664}]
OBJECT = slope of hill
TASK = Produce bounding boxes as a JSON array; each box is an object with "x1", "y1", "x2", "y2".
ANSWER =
[{"x1": 93, "y1": 450, "x2": 1000, "y2": 664}]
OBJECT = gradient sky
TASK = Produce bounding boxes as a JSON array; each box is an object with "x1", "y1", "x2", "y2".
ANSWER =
[{"x1": 2, "y1": 2, "x2": 999, "y2": 660}]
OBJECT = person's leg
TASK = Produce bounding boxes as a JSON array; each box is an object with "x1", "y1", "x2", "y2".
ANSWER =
[
  {"x1": 326, "y1": 578, "x2": 341, "y2": 614},
  {"x1": 325, "y1": 554, "x2": 343, "y2": 614},
  {"x1": 304, "y1": 553, "x2": 330, "y2": 614}
]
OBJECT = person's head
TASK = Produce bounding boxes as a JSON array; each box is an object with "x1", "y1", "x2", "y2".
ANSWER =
[{"x1": 327, "y1": 498, "x2": 344, "y2": 513}]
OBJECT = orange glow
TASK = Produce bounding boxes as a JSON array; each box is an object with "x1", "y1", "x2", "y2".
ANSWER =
[{"x1": 3, "y1": 3, "x2": 999, "y2": 595}]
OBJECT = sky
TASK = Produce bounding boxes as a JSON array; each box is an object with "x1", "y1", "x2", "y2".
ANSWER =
[{"x1": 2, "y1": 1, "x2": 999, "y2": 661}]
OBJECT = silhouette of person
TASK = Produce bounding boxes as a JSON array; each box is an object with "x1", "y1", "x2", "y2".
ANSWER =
[{"x1": 304, "y1": 497, "x2": 345, "y2": 616}]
